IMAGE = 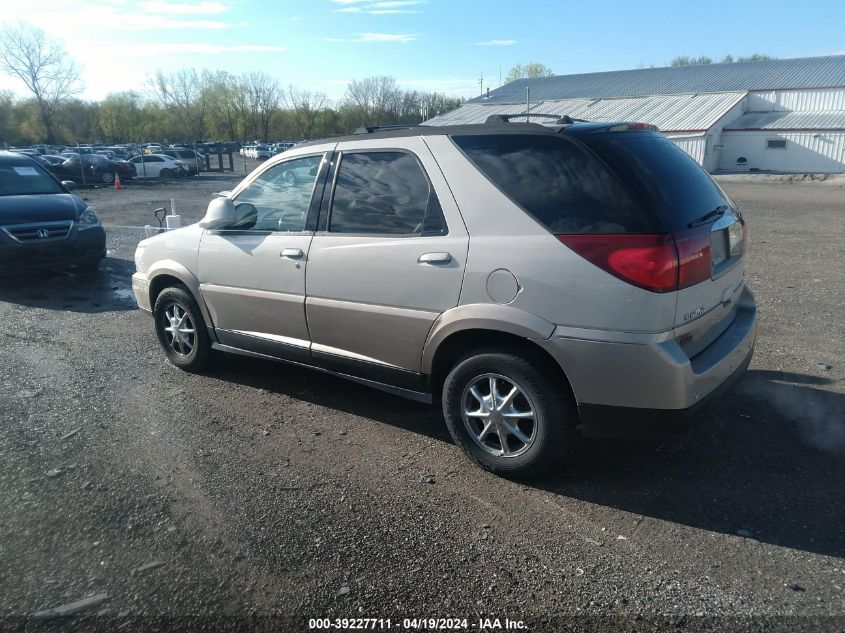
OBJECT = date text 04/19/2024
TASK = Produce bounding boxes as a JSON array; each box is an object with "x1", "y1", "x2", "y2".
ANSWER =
[{"x1": 308, "y1": 618, "x2": 528, "y2": 630}]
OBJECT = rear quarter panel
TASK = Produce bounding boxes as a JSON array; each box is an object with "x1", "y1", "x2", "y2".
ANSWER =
[{"x1": 424, "y1": 135, "x2": 677, "y2": 333}]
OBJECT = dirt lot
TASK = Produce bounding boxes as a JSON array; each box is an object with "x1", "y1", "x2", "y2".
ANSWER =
[{"x1": 0, "y1": 172, "x2": 843, "y2": 632}]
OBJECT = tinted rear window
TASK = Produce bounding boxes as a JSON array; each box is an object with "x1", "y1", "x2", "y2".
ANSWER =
[
  {"x1": 452, "y1": 134, "x2": 652, "y2": 233},
  {"x1": 573, "y1": 131, "x2": 729, "y2": 231}
]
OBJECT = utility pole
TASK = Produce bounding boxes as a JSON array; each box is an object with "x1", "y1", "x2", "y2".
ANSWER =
[{"x1": 479, "y1": 72, "x2": 484, "y2": 97}]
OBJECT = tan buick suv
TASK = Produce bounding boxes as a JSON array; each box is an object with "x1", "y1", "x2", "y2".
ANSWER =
[{"x1": 132, "y1": 120, "x2": 757, "y2": 477}]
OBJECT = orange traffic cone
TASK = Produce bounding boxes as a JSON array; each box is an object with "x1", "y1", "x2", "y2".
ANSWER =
[{"x1": 114, "y1": 173, "x2": 123, "y2": 190}]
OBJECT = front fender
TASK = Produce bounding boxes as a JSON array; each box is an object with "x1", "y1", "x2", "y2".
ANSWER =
[
  {"x1": 146, "y1": 260, "x2": 214, "y2": 330},
  {"x1": 421, "y1": 303, "x2": 555, "y2": 374}
]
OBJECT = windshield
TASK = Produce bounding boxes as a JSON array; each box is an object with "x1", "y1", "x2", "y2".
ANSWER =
[{"x1": 0, "y1": 160, "x2": 63, "y2": 196}]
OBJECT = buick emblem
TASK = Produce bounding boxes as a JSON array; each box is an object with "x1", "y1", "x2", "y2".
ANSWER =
[{"x1": 36, "y1": 228, "x2": 49, "y2": 239}]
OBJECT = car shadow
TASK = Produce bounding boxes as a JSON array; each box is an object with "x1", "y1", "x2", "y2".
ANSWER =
[
  {"x1": 0, "y1": 257, "x2": 138, "y2": 313},
  {"x1": 537, "y1": 369, "x2": 845, "y2": 558},
  {"x1": 207, "y1": 353, "x2": 451, "y2": 443},
  {"x1": 210, "y1": 358, "x2": 845, "y2": 558}
]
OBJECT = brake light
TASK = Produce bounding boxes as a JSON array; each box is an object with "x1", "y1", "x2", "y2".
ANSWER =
[
  {"x1": 606, "y1": 122, "x2": 660, "y2": 132},
  {"x1": 674, "y1": 227, "x2": 711, "y2": 289},
  {"x1": 557, "y1": 234, "x2": 678, "y2": 292},
  {"x1": 557, "y1": 225, "x2": 712, "y2": 293}
]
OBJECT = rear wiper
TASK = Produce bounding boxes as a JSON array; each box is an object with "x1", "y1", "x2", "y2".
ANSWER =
[{"x1": 688, "y1": 205, "x2": 728, "y2": 228}]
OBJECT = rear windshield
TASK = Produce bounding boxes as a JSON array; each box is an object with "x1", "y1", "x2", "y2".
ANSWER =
[
  {"x1": 573, "y1": 131, "x2": 729, "y2": 231},
  {"x1": 451, "y1": 134, "x2": 653, "y2": 233},
  {"x1": 0, "y1": 160, "x2": 63, "y2": 196}
]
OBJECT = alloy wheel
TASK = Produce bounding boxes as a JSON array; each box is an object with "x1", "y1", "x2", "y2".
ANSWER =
[
  {"x1": 162, "y1": 303, "x2": 196, "y2": 356},
  {"x1": 460, "y1": 373, "x2": 537, "y2": 458}
]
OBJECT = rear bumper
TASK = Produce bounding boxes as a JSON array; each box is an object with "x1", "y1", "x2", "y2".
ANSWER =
[
  {"x1": 535, "y1": 285, "x2": 757, "y2": 437},
  {"x1": 0, "y1": 226, "x2": 106, "y2": 271},
  {"x1": 576, "y1": 346, "x2": 753, "y2": 437}
]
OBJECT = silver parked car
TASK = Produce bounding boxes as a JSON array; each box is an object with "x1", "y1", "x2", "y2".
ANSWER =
[{"x1": 132, "y1": 120, "x2": 756, "y2": 477}]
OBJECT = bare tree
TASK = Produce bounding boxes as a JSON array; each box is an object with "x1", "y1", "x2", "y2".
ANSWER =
[
  {"x1": 0, "y1": 90, "x2": 16, "y2": 146},
  {"x1": 243, "y1": 72, "x2": 281, "y2": 142},
  {"x1": 0, "y1": 23, "x2": 81, "y2": 144},
  {"x1": 203, "y1": 71, "x2": 243, "y2": 141},
  {"x1": 344, "y1": 76, "x2": 402, "y2": 125},
  {"x1": 99, "y1": 91, "x2": 148, "y2": 142},
  {"x1": 286, "y1": 86, "x2": 327, "y2": 140},
  {"x1": 505, "y1": 63, "x2": 554, "y2": 84},
  {"x1": 151, "y1": 69, "x2": 207, "y2": 141}
]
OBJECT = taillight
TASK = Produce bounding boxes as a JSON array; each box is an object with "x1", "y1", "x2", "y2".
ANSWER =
[
  {"x1": 557, "y1": 234, "x2": 678, "y2": 292},
  {"x1": 674, "y1": 226, "x2": 711, "y2": 290},
  {"x1": 557, "y1": 225, "x2": 712, "y2": 293},
  {"x1": 606, "y1": 122, "x2": 660, "y2": 132}
]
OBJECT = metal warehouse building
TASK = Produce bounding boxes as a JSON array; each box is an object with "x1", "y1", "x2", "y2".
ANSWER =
[{"x1": 425, "y1": 55, "x2": 845, "y2": 173}]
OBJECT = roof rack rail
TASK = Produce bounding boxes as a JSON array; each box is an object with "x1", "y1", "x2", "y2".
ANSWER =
[
  {"x1": 484, "y1": 113, "x2": 589, "y2": 125},
  {"x1": 354, "y1": 124, "x2": 419, "y2": 135}
]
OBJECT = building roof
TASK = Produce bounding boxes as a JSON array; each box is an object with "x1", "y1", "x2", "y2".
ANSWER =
[
  {"x1": 470, "y1": 55, "x2": 845, "y2": 104},
  {"x1": 725, "y1": 110, "x2": 845, "y2": 131},
  {"x1": 425, "y1": 92, "x2": 745, "y2": 133}
]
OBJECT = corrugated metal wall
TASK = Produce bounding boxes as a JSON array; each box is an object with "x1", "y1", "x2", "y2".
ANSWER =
[
  {"x1": 746, "y1": 88, "x2": 845, "y2": 112},
  {"x1": 665, "y1": 134, "x2": 708, "y2": 165},
  {"x1": 423, "y1": 93, "x2": 744, "y2": 134},
  {"x1": 719, "y1": 131, "x2": 845, "y2": 172}
]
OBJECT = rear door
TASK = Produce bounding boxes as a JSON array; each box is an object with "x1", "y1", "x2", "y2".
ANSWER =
[{"x1": 305, "y1": 137, "x2": 468, "y2": 387}]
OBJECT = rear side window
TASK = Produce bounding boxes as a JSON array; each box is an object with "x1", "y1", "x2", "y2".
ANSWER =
[
  {"x1": 574, "y1": 132, "x2": 730, "y2": 231},
  {"x1": 329, "y1": 151, "x2": 446, "y2": 236},
  {"x1": 451, "y1": 134, "x2": 650, "y2": 234}
]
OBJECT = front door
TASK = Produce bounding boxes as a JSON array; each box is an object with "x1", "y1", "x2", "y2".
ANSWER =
[
  {"x1": 198, "y1": 152, "x2": 330, "y2": 362},
  {"x1": 305, "y1": 138, "x2": 468, "y2": 391}
]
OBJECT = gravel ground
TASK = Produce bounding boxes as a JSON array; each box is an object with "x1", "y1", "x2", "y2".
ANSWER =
[{"x1": 0, "y1": 172, "x2": 843, "y2": 632}]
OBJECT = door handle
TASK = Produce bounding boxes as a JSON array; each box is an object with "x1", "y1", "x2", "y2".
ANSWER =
[
  {"x1": 280, "y1": 248, "x2": 304, "y2": 259},
  {"x1": 418, "y1": 252, "x2": 452, "y2": 264}
]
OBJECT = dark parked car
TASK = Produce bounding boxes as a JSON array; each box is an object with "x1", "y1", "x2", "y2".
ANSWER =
[
  {"x1": 0, "y1": 152, "x2": 105, "y2": 272},
  {"x1": 48, "y1": 154, "x2": 136, "y2": 185},
  {"x1": 40, "y1": 155, "x2": 68, "y2": 167}
]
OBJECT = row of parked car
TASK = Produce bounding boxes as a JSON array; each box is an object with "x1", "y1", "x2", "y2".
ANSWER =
[
  {"x1": 5, "y1": 143, "x2": 209, "y2": 184},
  {"x1": 239, "y1": 141, "x2": 300, "y2": 161}
]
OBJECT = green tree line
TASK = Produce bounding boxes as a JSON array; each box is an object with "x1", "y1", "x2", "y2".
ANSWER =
[
  {"x1": 671, "y1": 53, "x2": 775, "y2": 67},
  {"x1": 0, "y1": 71, "x2": 464, "y2": 146}
]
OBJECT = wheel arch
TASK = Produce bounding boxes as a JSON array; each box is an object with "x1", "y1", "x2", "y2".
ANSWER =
[
  {"x1": 147, "y1": 261, "x2": 214, "y2": 333},
  {"x1": 423, "y1": 305, "x2": 575, "y2": 402}
]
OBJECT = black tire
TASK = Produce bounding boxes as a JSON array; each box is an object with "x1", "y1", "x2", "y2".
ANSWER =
[
  {"x1": 442, "y1": 347, "x2": 575, "y2": 479},
  {"x1": 153, "y1": 286, "x2": 211, "y2": 372},
  {"x1": 101, "y1": 171, "x2": 115, "y2": 184},
  {"x1": 159, "y1": 168, "x2": 172, "y2": 178}
]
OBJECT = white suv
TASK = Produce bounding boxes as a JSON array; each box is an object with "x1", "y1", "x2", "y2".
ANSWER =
[{"x1": 132, "y1": 121, "x2": 757, "y2": 477}]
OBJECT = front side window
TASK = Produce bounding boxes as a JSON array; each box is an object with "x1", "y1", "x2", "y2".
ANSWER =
[
  {"x1": 329, "y1": 151, "x2": 446, "y2": 236},
  {"x1": 229, "y1": 154, "x2": 323, "y2": 231}
]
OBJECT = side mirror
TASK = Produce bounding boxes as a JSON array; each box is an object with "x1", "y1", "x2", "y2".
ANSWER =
[
  {"x1": 62, "y1": 180, "x2": 76, "y2": 191},
  {"x1": 199, "y1": 196, "x2": 237, "y2": 229}
]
